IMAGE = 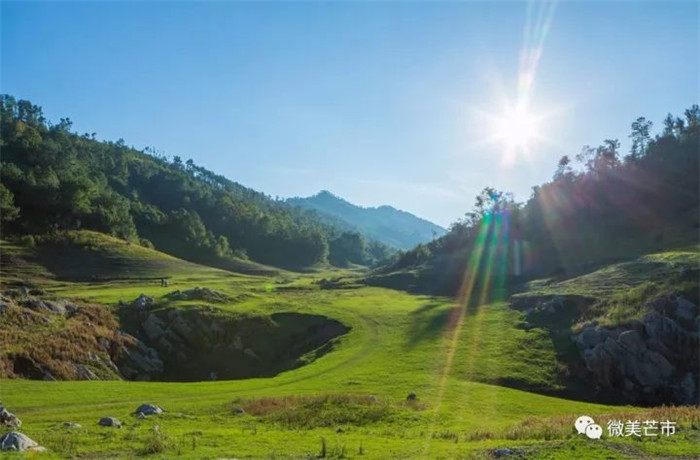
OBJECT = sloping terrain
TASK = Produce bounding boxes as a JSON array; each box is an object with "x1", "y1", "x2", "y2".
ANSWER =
[
  {"x1": 0, "y1": 230, "x2": 279, "y2": 283},
  {"x1": 0, "y1": 239, "x2": 698, "y2": 458},
  {"x1": 288, "y1": 190, "x2": 446, "y2": 249}
]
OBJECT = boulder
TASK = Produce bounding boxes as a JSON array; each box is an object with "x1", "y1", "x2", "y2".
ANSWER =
[
  {"x1": 575, "y1": 324, "x2": 615, "y2": 349},
  {"x1": 492, "y1": 448, "x2": 520, "y2": 458},
  {"x1": 143, "y1": 314, "x2": 167, "y2": 340},
  {"x1": 118, "y1": 339, "x2": 164, "y2": 380},
  {"x1": 573, "y1": 294, "x2": 699, "y2": 405},
  {"x1": 98, "y1": 417, "x2": 122, "y2": 428},
  {"x1": 133, "y1": 294, "x2": 155, "y2": 309},
  {"x1": 0, "y1": 432, "x2": 45, "y2": 452},
  {"x1": 0, "y1": 405, "x2": 21, "y2": 428},
  {"x1": 23, "y1": 298, "x2": 66, "y2": 315},
  {"x1": 135, "y1": 404, "x2": 163, "y2": 416},
  {"x1": 674, "y1": 297, "x2": 698, "y2": 321},
  {"x1": 74, "y1": 364, "x2": 99, "y2": 380}
]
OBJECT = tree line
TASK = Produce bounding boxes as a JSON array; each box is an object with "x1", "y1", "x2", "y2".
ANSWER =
[
  {"x1": 0, "y1": 95, "x2": 391, "y2": 269},
  {"x1": 379, "y1": 105, "x2": 699, "y2": 293}
]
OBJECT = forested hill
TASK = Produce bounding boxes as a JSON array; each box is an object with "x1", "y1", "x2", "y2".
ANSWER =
[
  {"x1": 371, "y1": 106, "x2": 700, "y2": 295},
  {"x1": 0, "y1": 95, "x2": 392, "y2": 270},
  {"x1": 288, "y1": 191, "x2": 446, "y2": 250}
]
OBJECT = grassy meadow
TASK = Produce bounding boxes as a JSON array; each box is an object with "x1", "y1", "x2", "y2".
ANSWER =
[{"x1": 1, "y1": 234, "x2": 699, "y2": 459}]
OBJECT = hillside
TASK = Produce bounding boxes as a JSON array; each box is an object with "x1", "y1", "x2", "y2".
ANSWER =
[
  {"x1": 288, "y1": 190, "x2": 446, "y2": 250},
  {"x1": 0, "y1": 230, "x2": 279, "y2": 283},
  {"x1": 0, "y1": 95, "x2": 392, "y2": 271},
  {"x1": 0, "y1": 239, "x2": 698, "y2": 458},
  {"x1": 372, "y1": 105, "x2": 700, "y2": 296}
]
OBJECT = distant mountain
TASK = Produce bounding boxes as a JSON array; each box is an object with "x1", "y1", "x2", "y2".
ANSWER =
[{"x1": 287, "y1": 191, "x2": 446, "y2": 250}]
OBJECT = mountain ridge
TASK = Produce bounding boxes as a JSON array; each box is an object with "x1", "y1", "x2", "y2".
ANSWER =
[{"x1": 287, "y1": 190, "x2": 446, "y2": 250}]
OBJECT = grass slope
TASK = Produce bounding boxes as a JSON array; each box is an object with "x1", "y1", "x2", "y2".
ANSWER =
[
  {"x1": 515, "y1": 249, "x2": 700, "y2": 326},
  {"x1": 0, "y1": 230, "x2": 279, "y2": 283},
  {"x1": 0, "y1": 242, "x2": 698, "y2": 458}
]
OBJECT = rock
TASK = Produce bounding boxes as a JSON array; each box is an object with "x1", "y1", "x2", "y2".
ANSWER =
[
  {"x1": 673, "y1": 372, "x2": 698, "y2": 405},
  {"x1": 0, "y1": 431, "x2": 45, "y2": 452},
  {"x1": 143, "y1": 314, "x2": 167, "y2": 340},
  {"x1": 0, "y1": 405, "x2": 21, "y2": 428},
  {"x1": 243, "y1": 348, "x2": 259, "y2": 359},
  {"x1": 575, "y1": 324, "x2": 614, "y2": 349},
  {"x1": 74, "y1": 364, "x2": 99, "y2": 380},
  {"x1": 98, "y1": 417, "x2": 122, "y2": 428},
  {"x1": 492, "y1": 448, "x2": 519, "y2": 457},
  {"x1": 674, "y1": 297, "x2": 698, "y2": 321},
  {"x1": 135, "y1": 404, "x2": 163, "y2": 416},
  {"x1": 136, "y1": 412, "x2": 145, "y2": 420},
  {"x1": 118, "y1": 339, "x2": 164, "y2": 380},
  {"x1": 573, "y1": 294, "x2": 699, "y2": 405},
  {"x1": 23, "y1": 298, "x2": 66, "y2": 315},
  {"x1": 133, "y1": 294, "x2": 155, "y2": 309},
  {"x1": 618, "y1": 330, "x2": 645, "y2": 352},
  {"x1": 62, "y1": 422, "x2": 82, "y2": 429},
  {"x1": 406, "y1": 393, "x2": 417, "y2": 401},
  {"x1": 233, "y1": 407, "x2": 245, "y2": 415}
]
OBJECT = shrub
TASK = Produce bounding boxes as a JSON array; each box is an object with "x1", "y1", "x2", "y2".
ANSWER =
[{"x1": 19, "y1": 234, "x2": 36, "y2": 247}]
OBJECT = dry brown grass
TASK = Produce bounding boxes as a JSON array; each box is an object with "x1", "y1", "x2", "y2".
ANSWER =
[
  {"x1": 500, "y1": 406, "x2": 700, "y2": 441},
  {"x1": 0, "y1": 294, "x2": 132, "y2": 380}
]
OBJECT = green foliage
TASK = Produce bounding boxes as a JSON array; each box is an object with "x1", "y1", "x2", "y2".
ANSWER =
[
  {"x1": 141, "y1": 426, "x2": 169, "y2": 455},
  {"x1": 329, "y1": 231, "x2": 370, "y2": 267},
  {"x1": 0, "y1": 95, "x2": 391, "y2": 269},
  {"x1": 379, "y1": 106, "x2": 700, "y2": 294},
  {"x1": 0, "y1": 182, "x2": 19, "y2": 222},
  {"x1": 2, "y1": 266, "x2": 698, "y2": 459}
]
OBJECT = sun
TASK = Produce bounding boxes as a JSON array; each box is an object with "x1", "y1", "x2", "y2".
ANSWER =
[{"x1": 492, "y1": 103, "x2": 541, "y2": 151}]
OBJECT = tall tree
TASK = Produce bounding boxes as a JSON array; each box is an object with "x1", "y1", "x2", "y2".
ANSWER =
[{"x1": 629, "y1": 117, "x2": 653, "y2": 159}]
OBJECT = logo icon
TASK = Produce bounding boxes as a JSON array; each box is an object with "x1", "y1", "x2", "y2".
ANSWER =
[{"x1": 575, "y1": 415, "x2": 602, "y2": 439}]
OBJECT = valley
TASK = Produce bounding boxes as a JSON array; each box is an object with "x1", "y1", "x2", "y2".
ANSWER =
[{"x1": 1, "y1": 232, "x2": 698, "y2": 458}]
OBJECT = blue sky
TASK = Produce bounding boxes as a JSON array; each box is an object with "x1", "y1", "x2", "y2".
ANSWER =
[{"x1": 2, "y1": 1, "x2": 697, "y2": 227}]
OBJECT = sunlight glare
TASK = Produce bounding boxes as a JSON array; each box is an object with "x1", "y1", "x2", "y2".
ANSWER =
[{"x1": 493, "y1": 103, "x2": 541, "y2": 151}]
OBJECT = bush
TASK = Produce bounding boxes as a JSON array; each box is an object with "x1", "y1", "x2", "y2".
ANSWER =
[
  {"x1": 139, "y1": 238, "x2": 155, "y2": 249},
  {"x1": 18, "y1": 234, "x2": 36, "y2": 248},
  {"x1": 141, "y1": 426, "x2": 168, "y2": 454}
]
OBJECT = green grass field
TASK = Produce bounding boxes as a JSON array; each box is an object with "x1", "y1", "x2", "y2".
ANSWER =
[{"x1": 1, "y1": 234, "x2": 698, "y2": 459}]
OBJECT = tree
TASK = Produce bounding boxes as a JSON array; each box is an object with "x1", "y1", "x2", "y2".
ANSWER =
[
  {"x1": 629, "y1": 117, "x2": 653, "y2": 159},
  {"x1": 591, "y1": 139, "x2": 621, "y2": 172},
  {"x1": 553, "y1": 155, "x2": 572, "y2": 179},
  {"x1": 0, "y1": 183, "x2": 19, "y2": 222}
]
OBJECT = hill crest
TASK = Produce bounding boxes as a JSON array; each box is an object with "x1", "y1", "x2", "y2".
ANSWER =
[{"x1": 287, "y1": 190, "x2": 446, "y2": 250}]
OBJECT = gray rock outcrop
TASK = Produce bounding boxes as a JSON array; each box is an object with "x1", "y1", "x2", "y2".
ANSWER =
[
  {"x1": 135, "y1": 404, "x2": 163, "y2": 416},
  {"x1": 0, "y1": 432, "x2": 45, "y2": 452},
  {"x1": 0, "y1": 405, "x2": 21, "y2": 428},
  {"x1": 98, "y1": 417, "x2": 122, "y2": 428},
  {"x1": 573, "y1": 294, "x2": 699, "y2": 405}
]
